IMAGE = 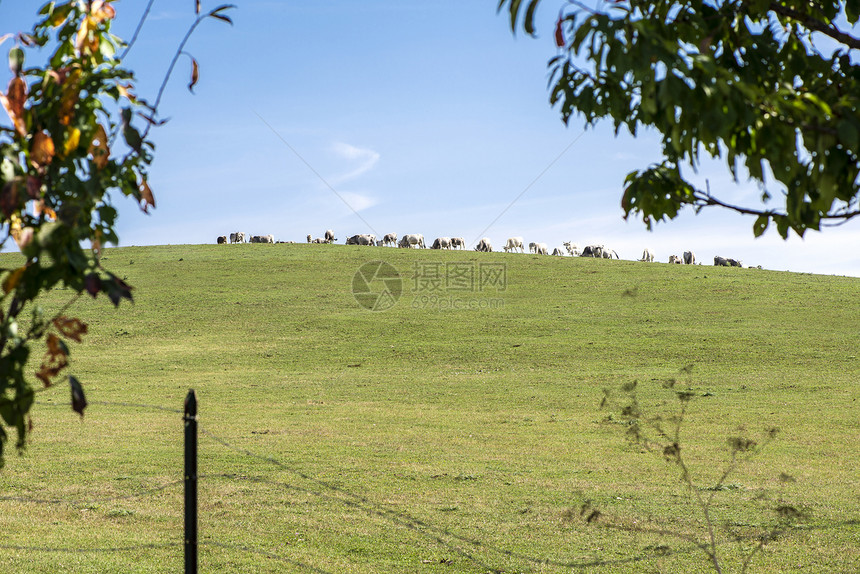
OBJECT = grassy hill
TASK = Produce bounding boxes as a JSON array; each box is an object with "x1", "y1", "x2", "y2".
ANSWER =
[{"x1": 0, "y1": 243, "x2": 857, "y2": 573}]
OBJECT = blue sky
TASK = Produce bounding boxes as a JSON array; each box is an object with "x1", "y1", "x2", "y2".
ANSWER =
[{"x1": 2, "y1": 1, "x2": 859, "y2": 277}]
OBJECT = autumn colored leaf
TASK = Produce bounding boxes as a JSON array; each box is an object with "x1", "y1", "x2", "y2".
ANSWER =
[
  {"x1": 35, "y1": 333, "x2": 70, "y2": 387},
  {"x1": 53, "y1": 316, "x2": 88, "y2": 342},
  {"x1": 89, "y1": 124, "x2": 110, "y2": 170},
  {"x1": 30, "y1": 130, "x2": 56, "y2": 167},
  {"x1": 0, "y1": 180, "x2": 21, "y2": 218},
  {"x1": 26, "y1": 175, "x2": 41, "y2": 199},
  {"x1": 75, "y1": 16, "x2": 92, "y2": 53},
  {"x1": 106, "y1": 274, "x2": 133, "y2": 306},
  {"x1": 85, "y1": 273, "x2": 102, "y2": 298},
  {"x1": 188, "y1": 56, "x2": 199, "y2": 93},
  {"x1": 58, "y1": 67, "x2": 81, "y2": 126},
  {"x1": 33, "y1": 199, "x2": 57, "y2": 221},
  {"x1": 139, "y1": 178, "x2": 155, "y2": 212},
  {"x1": 1, "y1": 76, "x2": 28, "y2": 136},
  {"x1": 61, "y1": 127, "x2": 81, "y2": 157},
  {"x1": 2, "y1": 266, "x2": 27, "y2": 294},
  {"x1": 91, "y1": 0, "x2": 117, "y2": 22},
  {"x1": 554, "y1": 15, "x2": 565, "y2": 47},
  {"x1": 69, "y1": 376, "x2": 87, "y2": 417}
]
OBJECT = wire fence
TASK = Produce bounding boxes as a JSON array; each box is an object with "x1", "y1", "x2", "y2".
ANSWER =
[{"x1": 1, "y1": 396, "x2": 857, "y2": 573}]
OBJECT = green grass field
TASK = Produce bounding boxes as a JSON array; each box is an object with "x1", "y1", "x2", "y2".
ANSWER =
[{"x1": 0, "y1": 243, "x2": 858, "y2": 573}]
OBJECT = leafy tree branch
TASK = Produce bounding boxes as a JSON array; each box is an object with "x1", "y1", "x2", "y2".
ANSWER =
[
  {"x1": 500, "y1": 0, "x2": 860, "y2": 238},
  {"x1": 0, "y1": 0, "x2": 233, "y2": 466}
]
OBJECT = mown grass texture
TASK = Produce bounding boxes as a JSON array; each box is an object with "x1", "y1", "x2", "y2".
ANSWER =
[{"x1": 0, "y1": 243, "x2": 857, "y2": 573}]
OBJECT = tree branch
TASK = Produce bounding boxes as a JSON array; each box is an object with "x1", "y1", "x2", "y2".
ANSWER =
[{"x1": 768, "y1": 2, "x2": 860, "y2": 51}]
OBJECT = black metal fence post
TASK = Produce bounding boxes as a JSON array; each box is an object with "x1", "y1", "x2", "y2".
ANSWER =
[{"x1": 184, "y1": 390, "x2": 198, "y2": 574}]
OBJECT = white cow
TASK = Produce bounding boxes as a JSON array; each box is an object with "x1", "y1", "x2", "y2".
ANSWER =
[
  {"x1": 669, "y1": 254, "x2": 682, "y2": 264},
  {"x1": 399, "y1": 234, "x2": 425, "y2": 248},
  {"x1": 324, "y1": 229, "x2": 336, "y2": 243},
  {"x1": 431, "y1": 237, "x2": 452, "y2": 250},
  {"x1": 347, "y1": 234, "x2": 375, "y2": 246},
  {"x1": 504, "y1": 236, "x2": 525, "y2": 253},
  {"x1": 475, "y1": 238, "x2": 493, "y2": 252},
  {"x1": 382, "y1": 233, "x2": 397, "y2": 246},
  {"x1": 535, "y1": 242, "x2": 548, "y2": 255},
  {"x1": 640, "y1": 248, "x2": 655, "y2": 262},
  {"x1": 683, "y1": 250, "x2": 696, "y2": 265},
  {"x1": 712, "y1": 256, "x2": 741, "y2": 267},
  {"x1": 450, "y1": 237, "x2": 466, "y2": 250}
]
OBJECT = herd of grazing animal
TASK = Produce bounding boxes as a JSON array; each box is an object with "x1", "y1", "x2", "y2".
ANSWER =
[{"x1": 216, "y1": 229, "x2": 753, "y2": 268}]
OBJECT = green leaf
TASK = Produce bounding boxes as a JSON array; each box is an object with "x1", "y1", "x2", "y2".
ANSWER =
[
  {"x1": 846, "y1": 0, "x2": 860, "y2": 24},
  {"x1": 8, "y1": 46, "x2": 24, "y2": 75},
  {"x1": 753, "y1": 214, "x2": 769, "y2": 238},
  {"x1": 524, "y1": 0, "x2": 540, "y2": 36}
]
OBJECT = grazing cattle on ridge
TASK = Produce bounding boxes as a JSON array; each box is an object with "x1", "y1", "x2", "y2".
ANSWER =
[
  {"x1": 398, "y1": 234, "x2": 425, "y2": 248},
  {"x1": 551, "y1": 247, "x2": 565, "y2": 256},
  {"x1": 217, "y1": 236, "x2": 227, "y2": 244},
  {"x1": 306, "y1": 234, "x2": 312, "y2": 243},
  {"x1": 475, "y1": 238, "x2": 493, "y2": 252},
  {"x1": 450, "y1": 237, "x2": 466, "y2": 250},
  {"x1": 382, "y1": 233, "x2": 397, "y2": 246},
  {"x1": 347, "y1": 234, "x2": 375, "y2": 246},
  {"x1": 640, "y1": 248, "x2": 655, "y2": 262},
  {"x1": 727, "y1": 258, "x2": 743, "y2": 267},
  {"x1": 714, "y1": 256, "x2": 730, "y2": 266},
  {"x1": 669, "y1": 254, "x2": 682, "y2": 264},
  {"x1": 230, "y1": 232, "x2": 245, "y2": 244},
  {"x1": 683, "y1": 250, "x2": 696, "y2": 265},
  {"x1": 563, "y1": 242, "x2": 580, "y2": 256},
  {"x1": 250, "y1": 235, "x2": 274, "y2": 243},
  {"x1": 534, "y1": 242, "x2": 549, "y2": 255},
  {"x1": 528, "y1": 242, "x2": 537, "y2": 254},
  {"x1": 504, "y1": 237, "x2": 525, "y2": 253},
  {"x1": 324, "y1": 229, "x2": 336, "y2": 243},
  {"x1": 229, "y1": 232, "x2": 238, "y2": 244},
  {"x1": 581, "y1": 245, "x2": 603, "y2": 258},
  {"x1": 431, "y1": 237, "x2": 452, "y2": 250}
]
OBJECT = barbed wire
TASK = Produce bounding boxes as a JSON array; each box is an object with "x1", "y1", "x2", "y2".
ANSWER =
[
  {"x1": 197, "y1": 429, "x2": 860, "y2": 571},
  {"x1": 8, "y1": 403, "x2": 858, "y2": 571},
  {"x1": 0, "y1": 478, "x2": 183, "y2": 506}
]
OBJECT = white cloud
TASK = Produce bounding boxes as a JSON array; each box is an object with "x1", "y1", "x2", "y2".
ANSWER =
[
  {"x1": 329, "y1": 142, "x2": 381, "y2": 185},
  {"x1": 335, "y1": 191, "x2": 378, "y2": 213}
]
